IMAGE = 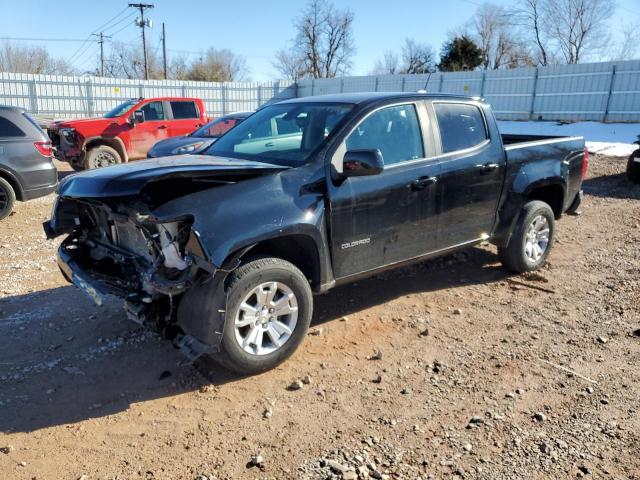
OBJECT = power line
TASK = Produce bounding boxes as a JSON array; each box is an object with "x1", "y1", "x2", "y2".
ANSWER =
[
  {"x1": 68, "y1": 6, "x2": 132, "y2": 65},
  {"x1": 0, "y1": 36, "x2": 88, "y2": 43}
]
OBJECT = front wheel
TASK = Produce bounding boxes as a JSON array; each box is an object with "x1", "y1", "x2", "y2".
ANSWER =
[
  {"x1": 627, "y1": 150, "x2": 640, "y2": 184},
  {"x1": 498, "y1": 200, "x2": 555, "y2": 273},
  {"x1": 84, "y1": 145, "x2": 121, "y2": 169},
  {"x1": 212, "y1": 257, "x2": 313, "y2": 374}
]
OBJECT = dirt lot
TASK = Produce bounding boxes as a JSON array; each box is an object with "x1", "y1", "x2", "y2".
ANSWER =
[{"x1": 0, "y1": 157, "x2": 639, "y2": 480}]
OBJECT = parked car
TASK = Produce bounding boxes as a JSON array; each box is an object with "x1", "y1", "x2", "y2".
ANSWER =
[
  {"x1": 627, "y1": 135, "x2": 640, "y2": 184},
  {"x1": 147, "y1": 112, "x2": 252, "y2": 158},
  {"x1": 45, "y1": 92, "x2": 587, "y2": 374},
  {"x1": 0, "y1": 105, "x2": 58, "y2": 221},
  {"x1": 48, "y1": 97, "x2": 208, "y2": 170}
]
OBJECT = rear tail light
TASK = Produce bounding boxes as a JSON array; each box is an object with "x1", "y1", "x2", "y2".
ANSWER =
[
  {"x1": 34, "y1": 141, "x2": 53, "y2": 157},
  {"x1": 581, "y1": 147, "x2": 589, "y2": 180}
]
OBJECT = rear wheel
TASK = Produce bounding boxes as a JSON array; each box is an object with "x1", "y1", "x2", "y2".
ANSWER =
[
  {"x1": 498, "y1": 200, "x2": 555, "y2": 273},
  {"x1": 212, "y1": 257, "x2": 313, "y2": 374},
  {"x1": 0, "y1": 177, "x2": 16, "y2": 221},
  {"x1": 627, "y1": 150, "x2": 640, "y2": 184},
  {"x1": 84, "y1": 145, "x2": 121, "y2": 169}
]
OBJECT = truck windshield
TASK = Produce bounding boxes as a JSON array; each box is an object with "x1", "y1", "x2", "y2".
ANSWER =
[
  {"x1": 207, "y1": 102, "x2": 353, "y2": 166},
  {"x1": 104, "y1": 100, "x2": 138, "y2": 118}
]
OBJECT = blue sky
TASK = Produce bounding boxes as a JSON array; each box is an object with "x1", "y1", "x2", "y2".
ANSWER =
[{"x1": 0, "y1": 0, "x2": 638, "y2": 80}]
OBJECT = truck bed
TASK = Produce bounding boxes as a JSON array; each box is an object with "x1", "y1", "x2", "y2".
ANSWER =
[{"x1": 501, "y1": 133, "x2": 581, "y2": 147}]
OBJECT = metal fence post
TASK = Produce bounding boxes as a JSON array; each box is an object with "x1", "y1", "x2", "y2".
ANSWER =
[
  {"x1": 85, "y1": 79, "x2": 94, "y2": 117},
  {"x1": 529, "y1": 67, "x2": 539, "y2": 120},
  {"x1": 181, "y1": 85, "x2": 187, "y2": 97},
  {"x1": 480, "y1": 71, "x2": 486, "y2": 97},
  {"x1": 257, "y1": 85, "x2": 263, "y2": 107},
  {"x1": 438, "y1": 74, "x2": 444, "y2": 93},
  {"x1": 138, "y1": 84, "x2": 144, "y2": 99},
  {"x1": 374, "y1": 77, "x2": 379, "y2": 92},
  {"x1": 311, "y1": 78, "x2": 315, "y2": 96},
  {"x1": 27, "y1": 80, "x2": 38, "y2": 114},
  {"x1": 221, "y1": 83, "x2": 227, "y2": 115},
  {"x1": 603, "y1": 64, "x2": 616, "y2": 123},
  {"x1": 340, "y1": 78, "x2": 344, "y2": 93},
  {"x1": 401, "y1": 77, "x2": 406, "y2": 92}
]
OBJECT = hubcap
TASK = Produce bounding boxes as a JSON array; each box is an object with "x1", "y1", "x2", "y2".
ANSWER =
[
  {"x1": 95, "y1": 151, "x2": 117, "y2": 168},
  {"x1": 234, "y1": 282, "x2": 298, "y2": 356},
  {"x1": 524, "y1": 215, "x2": 550, "y2": 263}
]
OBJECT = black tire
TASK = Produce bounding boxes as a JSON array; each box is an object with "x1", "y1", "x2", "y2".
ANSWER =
[
  {"x1": 212, "y1": 257, "x2": 313, "y2": 374},
  {"x1": 627, "y1": 150, "x2": 640, "y2": 184},
  {"x1": 498, "y1": 200, "x2": 555, "y2": 273},
  {"x1": 0, "y1": 177, "x2": 16, "y2": 221},
  {"x1": 84, "y1": 145, "x2": 121, "y2": 169}
]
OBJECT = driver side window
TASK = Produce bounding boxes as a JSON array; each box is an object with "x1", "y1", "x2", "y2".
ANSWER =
[
  {"x1": 346, "y1": 104, "x2": 424, "y2": 166},
  {"x1": 138, "y1": 102, "x2": 165, "y2": 121}
]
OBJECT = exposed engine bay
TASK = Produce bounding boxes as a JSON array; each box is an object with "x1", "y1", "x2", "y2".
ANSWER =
[{"x1": 50, "y1": 196, "x2": 217, "y2": 355}]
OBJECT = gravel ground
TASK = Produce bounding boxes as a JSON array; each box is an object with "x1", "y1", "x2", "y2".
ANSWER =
[{"x1": 0, "y1": 157, "x2": 638, "y2": 480}]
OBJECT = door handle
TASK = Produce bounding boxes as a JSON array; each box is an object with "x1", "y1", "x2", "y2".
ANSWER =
[
  {"x1": 265, "y1": 142, "x2": 275, "y2": 147},
  {"x1": 476, "y1": 162, "x2": 499, "y2": 174},
  {"x1": 410, "y1": 176, "x2": 438, "y2": 191},
  {"x1": 158, "y1": 125, "x2": 168, "y2": 129}
]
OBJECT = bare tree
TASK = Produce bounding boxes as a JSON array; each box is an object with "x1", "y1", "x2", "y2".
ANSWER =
[
  {"x1": 0, "y1": 42, "x2": 75, "y2": 75},
  {"x1": 371, "y1": 50, "x2": 400, "y2": 75},
  {"x1": 104, "y1": 41, "x2": 164, "y2": 79},
  {"x1": 272, "y1": 47, "x2": 307, "y2": 81},
  {"x1": 544, "y1": 0, "x2": 615, "y2": 64},
  {"x1": 610, "y1": 20, "x2": 640, "y2": 61},
  {"x1": 401, "y1": 38, "x2": 436, "y2": 74},
  {"x1": 468, "y1": 3, "x2": 533, "y2": 69},
  {"x1": 277, "y1": 0, "x2": 355, "y2": 79},
  {"x1": 513, "y1": 0, "x2": 552, "y2": 66},
  {"x1": 185, "y1": 48, "x2": 248, "y2": 82}
]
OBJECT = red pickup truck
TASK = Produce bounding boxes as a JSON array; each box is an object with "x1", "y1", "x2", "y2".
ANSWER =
[{"x1": 48, "y1": 97, "x2": 207, "y2": 169}]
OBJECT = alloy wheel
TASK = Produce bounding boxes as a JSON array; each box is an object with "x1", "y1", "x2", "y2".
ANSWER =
[
  {"x1": 233, "y1": 281, "x2": 299, "y2": 356},
  {"x1": 524, "y1": 215, "x2": 550, "y2": 263}
]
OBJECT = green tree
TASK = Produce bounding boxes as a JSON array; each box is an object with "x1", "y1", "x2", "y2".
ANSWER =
[{"x1": 438, "y1": 36, "x2": 483, "y2": 72}]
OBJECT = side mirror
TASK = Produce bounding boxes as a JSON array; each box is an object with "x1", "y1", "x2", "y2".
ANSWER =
[
  {"x1": 342, "y1": 149, "x2": 384, "y2": 177},
  {"x1": 130, "y1": 110, "x2": 145, "y2": 125}
]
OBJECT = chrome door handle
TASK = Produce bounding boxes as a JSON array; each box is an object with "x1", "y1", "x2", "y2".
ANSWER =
[
  {"x1": 476, "y1": 162, "x2": 499, "y2": 174},
  {"x1": 410, "y1": 176, "x2": 438, "y2": 191}
]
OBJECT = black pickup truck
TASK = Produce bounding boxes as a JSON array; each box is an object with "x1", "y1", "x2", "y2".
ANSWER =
[{"x1": 45, "y1": 93, "x2": 587, "y2": 374}]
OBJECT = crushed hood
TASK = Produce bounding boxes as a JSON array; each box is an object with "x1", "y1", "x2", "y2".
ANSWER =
[{"x1": 58, "y1": 155, "x2": 289, "y2": 198}]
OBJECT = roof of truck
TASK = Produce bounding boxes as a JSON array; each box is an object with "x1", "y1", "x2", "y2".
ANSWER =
[{"x1": 279, "y1": 92, "x2": 480, "y2": 105}]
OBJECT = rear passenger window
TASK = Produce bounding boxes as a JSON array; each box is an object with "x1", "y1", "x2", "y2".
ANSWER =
[
  {"x1": 346, "y1": 104, "x2": 424, "y2": 166},
  {"x1": 434, "y1": 103, "x2": 487, "y2": 153},
  {"x1": 0, "y1": 117, "x2": 25, "y2": 137},
  {"x1": 170, "y1": 101, "x2": 199, "y2": 119}
]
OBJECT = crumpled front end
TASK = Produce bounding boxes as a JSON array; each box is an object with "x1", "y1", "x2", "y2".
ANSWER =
[{"x1": 46, "y1": 196, "x2": 223, "y2": 359}]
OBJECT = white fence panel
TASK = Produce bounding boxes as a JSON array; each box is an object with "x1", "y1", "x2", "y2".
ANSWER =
[
  {"x1": 296, "y1": 60, "x2": 640, "y2": 122},
  {"x1": 0, "y1": 72, "x2": 295, "y2": 120}
]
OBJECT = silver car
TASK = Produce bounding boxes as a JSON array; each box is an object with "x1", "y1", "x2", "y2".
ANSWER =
[{"x1": 0, "y1": 106, "x2": 58, "y2": 220}]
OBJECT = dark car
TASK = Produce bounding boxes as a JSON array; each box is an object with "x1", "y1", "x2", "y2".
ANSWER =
[
  {"x1": 46, "y1": 93, "x2": 586, "y2": 374},
  {"x1": 147, "y1": 112, "x2": 252, "y2": 158},
  {"x1": 0, "y1": 105, "x2": 58, "y2": 220},
  {"x1": 627, "y1": 135, "x2": 640, "y2": 184}
]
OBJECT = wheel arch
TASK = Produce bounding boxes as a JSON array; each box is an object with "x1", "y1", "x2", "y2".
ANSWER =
[
  {"x1": 228, "y1": 233, "x2": 325, "y2": 292},
  {"x1": 83, "y1": 136, "x2": 128, "y2": 163},
  {"x1": 524, "y1": 181, "x2": 566, "y2": 219},
  {"x1": 0, "y1": 167, "x2": 24, "y2": 201}
]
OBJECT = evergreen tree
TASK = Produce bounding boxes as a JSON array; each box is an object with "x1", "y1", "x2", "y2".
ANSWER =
[{"x1": 438, "y1": 36, "x2": 483, "y2": 72}]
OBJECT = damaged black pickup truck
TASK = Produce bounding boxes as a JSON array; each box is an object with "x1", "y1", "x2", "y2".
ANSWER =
[{"x1": 45, "y1": 93, "x2": 587, "y2": 374}]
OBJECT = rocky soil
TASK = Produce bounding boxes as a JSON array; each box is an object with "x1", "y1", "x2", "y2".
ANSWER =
[{"x1": 0, "y1": 157, "x2": 638, "y2": 479}]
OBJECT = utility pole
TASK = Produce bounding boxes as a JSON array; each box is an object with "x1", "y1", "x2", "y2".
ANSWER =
[
  {"x1": 162, "y1": 22, "x2": 167, "y2": 80},
  {"x1": 92, "y1": 32, "x2": 111, "y2": 77},
  {"x1": 129, "y1": 3, "x2": 154, "y2": 80}
]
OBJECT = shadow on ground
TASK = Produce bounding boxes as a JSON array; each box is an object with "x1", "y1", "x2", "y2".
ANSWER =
[
  {"x1": 0, "y1": 246, "x2": 506, "y2": 434},
  {"x1": 583, "y1": 172, "x2": 640, "y2": 200}
]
